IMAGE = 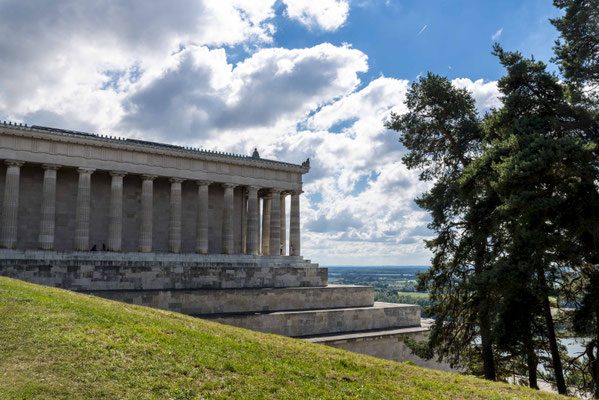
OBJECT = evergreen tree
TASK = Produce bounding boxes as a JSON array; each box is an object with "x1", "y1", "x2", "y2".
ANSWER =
[
  {"x1": 552, "y1": 1, "x2": 599, "y2": 397},
  {"x1": 551, "y1": 0, "x2": 599, "y2": 104},
  {"x1": 386, "y1": 73, "x2": 498, "y2": 380},
  {"x1": 478, "y1": 44, "x2": 599, "y2": 395}
]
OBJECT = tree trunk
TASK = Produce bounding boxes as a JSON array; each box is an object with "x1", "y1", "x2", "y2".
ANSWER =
[
  {"x1": 593, "y1": 322, "x2": 599, "y2": 399},
  {"x1": 542, "y1": 294, "x2": 567, "y2": 395},
  {"x1": 526, "y1": 343, "x2": 539, "y2": 390},
  {"x1": 474, "y1": 238, "x2": 496, "y2": 381},
  {"x1": 479, "y1": 303, "x2": 496, "y2": 380}
]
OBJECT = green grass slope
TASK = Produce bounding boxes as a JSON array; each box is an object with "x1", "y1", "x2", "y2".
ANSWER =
[{"x1": 0, "y1": 278, "x2": 570, "y2": 400}]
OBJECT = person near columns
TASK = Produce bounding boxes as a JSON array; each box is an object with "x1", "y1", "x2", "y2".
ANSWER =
[
  {"x1": 74, "y1": 168, "x2": 94, "y2": 251},
  {"x1": 107, "y1": 171, "x2": 126, "y2": 252},
  {"x1": 221, "y1": 183, "x2": 236, "y2": 254},
  {"x1": 196, "y1": 180, "x2": 211, "y2": 254},
  {"x1": 38, "y1": 164, "x2": 60, "y2": 250},
  {"x1": 0, "y1": 160, "x2": 24, "y2": 249},
  {"x1": 139, "y1": 175, "x2": 156, "y2": 252},
  {"x1": 290, "y1": 191, "x2": 302, "y2": 256},
  {"x1": 168, "y1": 178, "x2": 184, "y2": 253}
]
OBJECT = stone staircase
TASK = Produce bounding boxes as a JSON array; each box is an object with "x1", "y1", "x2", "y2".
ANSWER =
[{"x1": 0, "y1": 249, "x2": 428, "y2": 365}]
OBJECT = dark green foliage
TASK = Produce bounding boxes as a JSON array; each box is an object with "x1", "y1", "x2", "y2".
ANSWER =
[
  {"x1": 552, "y1": 0, "x2": 599, "y2": 100},
  {"x1": 387, "y1": 73, "x2": 498, "y2": 380},
  {"x1": 388, "y1": 2, "x2": 599, "y2": 394}
]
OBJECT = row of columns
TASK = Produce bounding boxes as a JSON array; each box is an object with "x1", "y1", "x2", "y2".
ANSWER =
[{"x1": 0, "y1": 160, "x2": 301, "y2": 256}]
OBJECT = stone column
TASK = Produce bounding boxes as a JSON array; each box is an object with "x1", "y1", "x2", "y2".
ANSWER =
[
  {"x1": 0, "y1": 160, "x2": 24, "y2": 249},
  {"x1": 256, "y1": 195, "x2": 261, "y2": 253},
  {"x1": 269, "y1": 189, "x2": 281, "y2": 256},
  {"x1": 107, "y1": 171, "x2": 126, "y2": 252},
  {"x1": 246, "y1": 186, "x2": 259, "y2": 255},
  {"x1": 241, "y1": 191, "x2": 247, "y2": 254},
  {"x1": 38, "y1": 164, "x2": 60, "y2": 250},
  {"x1": 261, "y1": 194, "x2": 271, "y2": 255},
  {"x1": 139, "y1": 175, "x2": 156, "y2": 253},
  {"x1": 290, "y1": 191, "x2": 301, "y2": 256},
  {"x1": 74, "y1": 168, "x2": 95, "y2": 251},
  {"x1": 221, "y1": 183, "x2": 236, "y2": 254},
  {"x1": 280, "y1": 192, "x2": 287, "y2": 256},
  {"x1": 196, "y1": 181, "x2": 211, "y2": 254},
  {"x1": 168, "y1": 178, "x2": 184, "y2": 253}
]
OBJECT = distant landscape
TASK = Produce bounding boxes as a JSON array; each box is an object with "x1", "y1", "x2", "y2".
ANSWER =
[{"x1": 327, "y1": 266, "x2": 432, "y2": 316}]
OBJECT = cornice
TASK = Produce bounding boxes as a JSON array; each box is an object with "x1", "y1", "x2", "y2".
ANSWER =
[{"x1": 0, "y1": 122, "x2": 310, "y2": 174}]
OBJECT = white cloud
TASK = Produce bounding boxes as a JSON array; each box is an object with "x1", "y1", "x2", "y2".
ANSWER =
[
  {"x1": 282, "y1": 0, "x2": 350, "y2": 31},
  {"x1": 120, "y1": 43, "x2": 368, "y2": 144},
  {"x1": 491, "y1": 27, "x2": 503, "y2": 41},
  {"x1": 0, "y1": 0, "x2": 450, "y2": 265},
  {"x1": 0, "y1": 0, "x2": 278, "y2": 131},
  {"x1": 452, "y1": 78, "x2": 501, "y2": 114},
  {"x1": 417, "y1": 25, "x2": 428, "y2": 36}
]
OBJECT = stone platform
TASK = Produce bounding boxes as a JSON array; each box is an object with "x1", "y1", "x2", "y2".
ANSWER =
[
  {"x1": 206, "y1": 302, "x2": 420, "y2": 337},
  {"x1": 89, "y1": 285, "x2": 374, "y2": 315},
  {"x1": 0, "y1": 249, "x2": 436, "y2": 369},
  {"x1": 0, "y1": 250, "x2": 326, "y2": 289}
]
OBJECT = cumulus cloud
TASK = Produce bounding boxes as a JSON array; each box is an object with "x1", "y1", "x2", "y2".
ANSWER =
[
  {"x1": 452, "y1": 78, "x2": 501, "y2": 114},
  {"x1": 0, "y1": 0, "x2": 454, "y2": 265},
  {"x1": 120, "y1": 43, "x2": 368, "y2": 143},
  {"x1": 282, "y1": 0, "x2": 350, "y2": 31},
  {"x1": 0, "y1": 0, "x2": 277, "y2": 130}
]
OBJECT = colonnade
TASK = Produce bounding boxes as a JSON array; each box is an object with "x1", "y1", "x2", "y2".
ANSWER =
[{"x1": 0, "y1": 160, "x2": 301, "y2": 256}]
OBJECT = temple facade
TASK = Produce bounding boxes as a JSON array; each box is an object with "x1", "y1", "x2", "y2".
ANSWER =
[
  {"x1": 0, "y1": 120, "x2": 446, "y2": 372},
  {"x1": 0, "y1": 122, "x2": 308, "y2": 256}
]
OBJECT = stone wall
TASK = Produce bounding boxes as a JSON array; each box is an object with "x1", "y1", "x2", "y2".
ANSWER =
[{"x1": 312, "y1": 328, "x2": 455, "y2": 372}]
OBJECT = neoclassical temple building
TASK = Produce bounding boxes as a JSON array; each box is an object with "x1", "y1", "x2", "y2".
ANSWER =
[
  {"x1": 0, "y1": 122, "x2": 307, "y2": 256},
  {"x1": 0, "y1": 121, "x2": 443, "y2": 371}
]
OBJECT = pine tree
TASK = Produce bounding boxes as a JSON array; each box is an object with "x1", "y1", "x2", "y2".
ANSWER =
[{"x1": 386, "y1": 73, "x2": 498, "y2": 380}]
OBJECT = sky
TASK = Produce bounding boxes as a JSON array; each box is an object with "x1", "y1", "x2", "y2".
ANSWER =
[{"x1": 0, "y1": 0, "x2": 563, "y2": 266}]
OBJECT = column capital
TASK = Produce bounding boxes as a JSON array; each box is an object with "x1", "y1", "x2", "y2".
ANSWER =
[
  {"x1": 196, "y1": 180, "x2": 212, "y2": 186},
  {"x1": 109, "y1": 170, "x2": 127, "y2": 177},
  {"x1": 42, "y1": 163, "x2": 61, "y2": 171},
  {"x1": 222, "y1": 183, "x2": 237, "y2": 189},
  {"x1": 140, "y1": 174, "x2": 157, "y2": 181},
  {"x1": 169, "y1": 177, "x2": 185, "y2": 184},
  {"x1": 246, "y1": 185, "x2": 260, "y2": 191},
  {"x1": 290, "y1": 190, "x2": 304, "y2": 196},
  {"x1": 5, "y1": 160, "x2": 24, "y2": 167},
  {"x1": 77, "y1": 167, "x2": 95, "y2": 174},
  {"x1": 270, "y1": 188, "x2": 283, "y2": 195}
]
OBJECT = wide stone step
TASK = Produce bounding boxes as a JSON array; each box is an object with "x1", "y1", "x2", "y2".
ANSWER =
[
  {"x1": 304, "y1": 322, "x2": 453, "y2": 372},
  {"x1": 1, "y1": 264, "x2": 328, "y2": 290},
  {"x1": 0, "y1": 250, "x2": 327, "y2": 290},
  {"x1": 205, "y1": 302, "x2": 421, "y2": 337},
  {"x1": 89, "y1": 284, "x2": 374, "y2": 315}
]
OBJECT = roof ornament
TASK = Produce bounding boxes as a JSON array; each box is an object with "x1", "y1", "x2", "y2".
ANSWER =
[
  {"x1": 252, "y1": 148, "x2": 260, "y2": 158},
  {"x1": 302, "y1": 158, "x2": 310, "y2": 169}
]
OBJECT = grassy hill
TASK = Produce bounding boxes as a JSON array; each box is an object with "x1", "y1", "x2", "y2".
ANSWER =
[{"x1": 0, "y1": 277, "x2": 571, "y2": 400}]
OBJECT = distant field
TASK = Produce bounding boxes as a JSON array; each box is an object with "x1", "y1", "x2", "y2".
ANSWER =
[
  {"x1": 396, "y1": 291, "x2": 429, "y2": 300},
  {"x1": 327, "y1": 266, "x2": 428, "y2": 290}
]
